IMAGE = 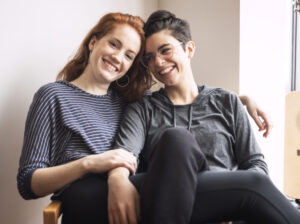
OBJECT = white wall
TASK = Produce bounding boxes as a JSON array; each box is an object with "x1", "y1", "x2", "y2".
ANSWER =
[
  {"x1": 0, "y1": 1, "x2": 157, "y2": 223},
  {"x1": 240, "y1": 0, "x2": 291, "y2": 189},
  {"x1": 158, "y1": 0, "x2": 240, "y2": 93}
]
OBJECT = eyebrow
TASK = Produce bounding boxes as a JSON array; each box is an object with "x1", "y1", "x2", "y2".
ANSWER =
[
  {"x1": 158, "y1": 43, "x2": 171, "y2": 51},
  {"x1": 111, "y1": 38, "x2": 137, "y2": 55},
  {"x1": 145, "y1": 43, "x2": 171, "y2": 55}
]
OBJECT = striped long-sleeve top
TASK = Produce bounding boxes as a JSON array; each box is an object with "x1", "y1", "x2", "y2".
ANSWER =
[{"x1": 17, "y1": 81, "x2": 126, "y2": 199}]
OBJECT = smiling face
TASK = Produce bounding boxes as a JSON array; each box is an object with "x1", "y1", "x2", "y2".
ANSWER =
[
  {"x1": 88, "y1": 24, "x2": 141, "y2": 85},
  {"x1": 145, "y1": 30, "x2": 193, "y2": 87}
]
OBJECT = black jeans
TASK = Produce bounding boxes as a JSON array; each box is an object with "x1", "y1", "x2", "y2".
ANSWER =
[{"x1": 60, "y1": 128, "x2": 300, "y2": 224}]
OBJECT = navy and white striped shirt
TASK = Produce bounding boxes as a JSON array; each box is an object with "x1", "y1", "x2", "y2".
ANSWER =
[{"x1": 17, "y1": 81, "x2": 126, "y2": 199}]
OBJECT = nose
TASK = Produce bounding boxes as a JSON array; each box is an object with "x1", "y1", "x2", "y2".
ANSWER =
[
  {"x1": 153, "y1": 54, "x2": 165, "y2": 67},
  {"x1": 111, "y1": 52, "x2": 122, "y2": 64}
]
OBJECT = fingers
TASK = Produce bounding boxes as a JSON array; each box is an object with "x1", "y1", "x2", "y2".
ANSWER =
[
  {"x1": 115, "y1": 212, "x2": 121, "y2": 224},
  {"x1": 257, "y1": 110, "x2": 273, "y2": 138},
  {"x1": 136, "y1": 193, "x2": 141, "y2": 222},
  {"x1": 108, "y1": 210, "x2": 114, "y2": 224},
  {"x1": 108, "y1": 206, "x2": 124, "y2": 224},
  {"x1": 116, "y1": 149, "x2": 137, "y2": 167},
  {"x1": 127, "y1": 192, "x2": 139, "y2": 224},
  {"x1": 251, "y1": 112, "x2": 264, "y2": 131},
  {"x1": 108, "y1": 176, "x2": 138, "y2": 224},
  {"x1": 263, "y1": 121, "x2": 273, "y2": 138},
  {"x1": 127, "y1": 205, "x2": 138, "y2": 224},
  {"x1": 109, "y1": 205, "x2": 136, "y2": 224},
  {"x1": 243, "y1": 96, "x2": 273, "y2": 137},
  {"x1": 114, "y1": 155, "x2": 136, "y2": 174},
  {"x1": 111, "y1": 149, "x2": 137, "y2": 173},
  {"x1": 119, "y1": 205, "x2": 128, "y2": 224},
  {"x1": 120, "y1": 162, "x2": 136, "y2": 175}
]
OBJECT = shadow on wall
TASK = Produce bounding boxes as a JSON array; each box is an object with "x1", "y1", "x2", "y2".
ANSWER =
[{"x1": 0, "y1": 73, "x2": 51, "y2": 224}]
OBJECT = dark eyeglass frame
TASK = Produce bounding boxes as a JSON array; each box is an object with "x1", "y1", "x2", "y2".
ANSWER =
[{"x1": 141, "y1": 42, "x2": 184, "y2": 68}]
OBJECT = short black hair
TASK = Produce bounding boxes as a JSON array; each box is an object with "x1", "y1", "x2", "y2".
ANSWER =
[{"x1": 144, "y1": 10, "x2": 192, "y2": 44}]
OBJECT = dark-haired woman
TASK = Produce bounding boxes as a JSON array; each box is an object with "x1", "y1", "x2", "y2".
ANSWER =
[{"x1": 111, "y1": 10, "x2": 300, "y2": 224}]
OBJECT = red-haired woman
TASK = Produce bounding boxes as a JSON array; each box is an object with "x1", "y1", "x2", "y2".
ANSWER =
[{"x1": 17, "y1": 12, "x2": 151, "y2": 224}]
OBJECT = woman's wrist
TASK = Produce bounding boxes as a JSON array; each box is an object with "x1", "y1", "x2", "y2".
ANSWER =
[
  {"x1": 108, "y1": 167, "x2": 130, "y2": 184},
  {"x1": 80, "y1": 156, "x2": 94, "y2": 174},
  {"x1": 239, "y1": 95, "x2": 249, "y2": 105}
]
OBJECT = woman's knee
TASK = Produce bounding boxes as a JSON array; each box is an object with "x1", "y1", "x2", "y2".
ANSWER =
[
  {"x1": 157, "y1": 128, "x2": 199, "y2": 155},
  {"x1": 154, "y1": 128, "x2": 208, "y2": 170},
  {"x1": 241, "y1": 171, "x2": 272, "y2": 192},
  {"x1": 160, "y1": 127, "x2": 194, "y2": 142}
]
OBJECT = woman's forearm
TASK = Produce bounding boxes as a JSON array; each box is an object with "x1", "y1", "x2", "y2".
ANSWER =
[
  {"x1": 238, "y1": 95, "x2": 249, "y2": 105},
  {"x1": 31, "y1": 149, "x2": 137, "y2": 197},
  {"x1": 31, "y1": 157, "x2": 89, "y2": 197}
]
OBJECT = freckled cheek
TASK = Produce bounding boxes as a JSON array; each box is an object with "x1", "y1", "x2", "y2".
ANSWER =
[{"x1": 123, "y1": 61, "x2": 133, "y2": 71}]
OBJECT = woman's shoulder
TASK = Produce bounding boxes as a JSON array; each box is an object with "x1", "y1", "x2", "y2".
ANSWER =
[
  {"x1": 35, "y1": 81, "x2": 64, "y2": 95},
  {"x1": 32, "y1": 81, "x2": 71, "y2": 104},
  {"x1": 123, "y1": 90, "x2": 156, "y2": 115},
  {"x1": 200, "y1": 85, "x2": 241, "y2": 112},
  {"x1": 202, "y1": 85, "x2": 239, "y2": 101},
  {"x1": 202, "y1": 85, "x2": 236, "y2": 96},
  {"x1": 37, "y1": 80, "x2": 81, "y2": 96}
]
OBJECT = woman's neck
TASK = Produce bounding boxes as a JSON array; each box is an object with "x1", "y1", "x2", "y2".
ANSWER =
[
  {"x1": 71, "y1": 68, "x2": 110, "y2": 96},
  {"x1": 165, "y1": 76, "x2": 199, "y2": 105}
]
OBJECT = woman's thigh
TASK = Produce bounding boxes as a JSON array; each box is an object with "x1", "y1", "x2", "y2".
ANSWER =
[
  {"x1": 60, "y1": 174, "x2": 109, "y2": 224},
  {"x1": 58, "y1": 171, "x2": 298, "y2": 224},
  {"x1": 59, "y1": 173, "x2": 146, "y2": 224},
  {"x1": 190, "y1": 171, "x2": 298, "y2": 224}
]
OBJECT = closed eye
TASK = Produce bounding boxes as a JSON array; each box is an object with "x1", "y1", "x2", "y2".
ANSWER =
[
  {"x1": 125, "y1": 53, "x2": 134, "y2": 61},
  {"x1": 109, "y1": 40, "x2": 118, "y2": 48},
  {"x1": 160, "y1": 47, "x2": 172, "y2": 55}
]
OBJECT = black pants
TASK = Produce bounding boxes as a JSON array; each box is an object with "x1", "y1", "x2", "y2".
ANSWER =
[{"x1": 60, "y1": 128, "x2": 300, "y2": 224}]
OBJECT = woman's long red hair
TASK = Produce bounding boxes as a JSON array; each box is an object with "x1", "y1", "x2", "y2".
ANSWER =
[{"x1": 56, "y1": 12, "x2": 153, "y2": 102}]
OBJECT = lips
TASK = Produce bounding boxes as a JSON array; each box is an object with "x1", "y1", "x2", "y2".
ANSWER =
[
  {"x1": 158, "y1": 65, "x2": 175, "y2": 75},
  {"x1": 102, "y1": 58, "x2": 119, "y2": 72}
]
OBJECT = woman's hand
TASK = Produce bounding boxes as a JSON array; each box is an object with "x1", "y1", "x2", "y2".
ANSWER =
[
  {"x1": 31, "y1": 149, "x2": 136, "y2": 197},
  {"x1": 108, "y1": 168, "x2": 140, "y2": 224},
  {"x1": 239, "y1": 95, "x2": 273, "y2": 138},
  {"x1": 83, "y1": 149, "x2": 137, "y2": 174}
]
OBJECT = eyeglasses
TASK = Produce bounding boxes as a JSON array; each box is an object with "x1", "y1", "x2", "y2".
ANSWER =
[{"x1": 141, "y1": 42, "x2": 184, "y2": 68}]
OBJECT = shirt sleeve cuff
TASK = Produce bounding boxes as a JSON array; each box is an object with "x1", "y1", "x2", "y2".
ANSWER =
[{"x1": 24, "y1": 168, "x2": 40, "y2": 199}]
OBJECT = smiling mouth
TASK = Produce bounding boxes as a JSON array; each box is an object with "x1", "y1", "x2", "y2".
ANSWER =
[
  {"x1": 103, "y1": 59, "x2": 119, "y2": 72},
  {"x1": 158, "y1": 66, "x2": 175, "y2": 75}
]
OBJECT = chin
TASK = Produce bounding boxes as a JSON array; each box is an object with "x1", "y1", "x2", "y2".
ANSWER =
[
  {"x1": 161, "y1": 78, "x2": 178, "y2": 87},
  {"x1": 101, "y1": 72, "x2": 120, "y2": 83},
  {"x1": 156, "y1": 73, "x2": 179, "y2": 87}
]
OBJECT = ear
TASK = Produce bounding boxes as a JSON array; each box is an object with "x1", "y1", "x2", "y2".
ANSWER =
[
  {"x1": 88, "y1": 36, "x2": 97, "y2": 51},
  {"x1": 186, "y1": 41, "x2": 195, "y2": 59}
]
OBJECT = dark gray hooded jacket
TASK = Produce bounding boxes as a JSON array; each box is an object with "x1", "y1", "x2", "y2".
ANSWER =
[{"x1": 115, "y1": 85, "x2": 268, "y2": 175}]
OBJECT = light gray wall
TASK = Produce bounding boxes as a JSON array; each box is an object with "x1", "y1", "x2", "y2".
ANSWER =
[
  {"x1": 158, "y1": 0, "x2": 240, "y2": 93},
  {"x1": 0, "y1": 1, "x2": 157, "y2": 224}
]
